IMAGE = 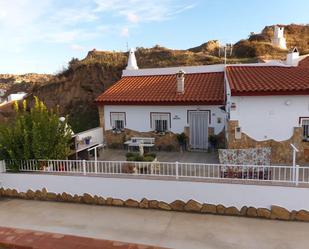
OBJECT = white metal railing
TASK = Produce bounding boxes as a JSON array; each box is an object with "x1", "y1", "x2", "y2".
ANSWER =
[{"x1": 3, "y1": 159, "x2": 309, "y2": 186}]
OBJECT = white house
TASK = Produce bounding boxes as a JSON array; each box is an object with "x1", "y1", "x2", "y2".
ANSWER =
[
  {"x1": 96, "y1": 40, "x2": 309, "y2": 162},
  {"x1": 7, "y1": 92, "x2": 27, "y2": 102},
  {"x1": 225, "y1": 51, "x2": 309, "y2": 163},
  {"x1": 96, "y1": 49, "x2": 227, "y2": 150}
]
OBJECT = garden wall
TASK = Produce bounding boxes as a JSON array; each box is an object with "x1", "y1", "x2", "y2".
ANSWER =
[{"x1": 1, "y1": 173, "x2": 309, "y2": 222}]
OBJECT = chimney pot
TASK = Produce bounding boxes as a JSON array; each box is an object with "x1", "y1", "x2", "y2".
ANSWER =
[
  {"x1": 176, "y1": 70, "x2": 185, "y2": 93},
  {"x1": 286, "y1": 47, "x2": 299, "y2": 66},
  {"x1": 126, "y1": 48, "x2": 139, "y2": 70}
]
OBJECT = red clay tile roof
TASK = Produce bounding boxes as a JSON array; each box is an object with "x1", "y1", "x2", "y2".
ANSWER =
[
  {"x1": 226, "y1": 66, "x2": 309, "y2": 96},
  {"x1": 299, "y1": 56, "x2": 309, "y2": 68},
  {"x1": 96, "y1": 72, "x2": 224, "y2": 105}
]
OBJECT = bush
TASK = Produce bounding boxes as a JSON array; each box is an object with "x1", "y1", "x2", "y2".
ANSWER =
[
  {"x1": 125, "y1": 152, "x2": 156, "y2": 162},
  {"x1": 0, "y1": 97, "x2": 72, "y2": 162},
  {"x1": 144, "y1": 152, "x2": 156, "y2": 158},
  {"x1": 144, "y1": 156, "x2": 155, "y2": 162},
  {"x1": 125, "y1": 152, "x2": 135, "y2": 158}
]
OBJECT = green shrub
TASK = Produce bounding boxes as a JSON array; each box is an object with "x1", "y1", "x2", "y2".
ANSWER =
[
  {"x1": 125, "y1": 152, "x2": 156, "y2": 162},
  {"x1": 144, "y1": 156, "x2": 155, "y2": 162},
  {"x1": 0, "y1": 97, "x2": 72, "y2": 162},
  {"x1": 126, "y1": 156, "x2": 136, "y2": 161},
  {"x1": 134, "y1": 155, "x2": 145, "y2": 161},
  {"x1": 125, "y1": 152, "x2": 136, "y2": 158},
  {"x1": 144, "y1": 152, "x2": 156, "y2": 158}
]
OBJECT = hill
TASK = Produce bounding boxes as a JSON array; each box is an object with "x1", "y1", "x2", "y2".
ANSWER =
[{"x1": 1, "y1": 24, "x2": 309, "y2": 132}]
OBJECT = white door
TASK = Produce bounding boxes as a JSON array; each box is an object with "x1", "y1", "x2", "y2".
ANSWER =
[{"x1": 189, "y1": 111, "x2": 209, "y2": 150}]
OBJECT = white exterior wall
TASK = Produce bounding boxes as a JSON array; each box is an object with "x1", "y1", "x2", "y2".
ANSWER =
[
  {"x1": 230, "y1": 95, "x2": 309, "y2": 141},
  {"x1": 74, "y1": 127, "x2": 104, "y2": 145},
  {"x1": 1, "y1": 173, "x2": 309, "y2": 211},
  {"x1": 7, "y1": 92, "x2": 26, "y2": 102},
  {"x1": 104, "y1": 105, "x2": 226, "y2": 135}
]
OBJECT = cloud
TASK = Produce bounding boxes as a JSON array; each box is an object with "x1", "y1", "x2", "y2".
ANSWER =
[
  {"x1": 94, "y1": 0, "x2": 195, "y2": 23},
  {"x1": 0, "y1": 0, "x2": 194, "y2": 45},
  {"x1": 70, "y1": 44, "x2": 85, "y2": 51},
  {"x1": 0, "y1": 0, "x2": 195, "y2": 60},
  {"x1": 120, "y1": 27, "x2": 129, "y2": 37},
  {"x1": 127, "y1": 13, "x2": 140, "y2": 24}
]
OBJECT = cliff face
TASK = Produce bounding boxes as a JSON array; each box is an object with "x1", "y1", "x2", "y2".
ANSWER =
[{"x1": 1, "y1": 24, "x2": 309, "y2": 132}]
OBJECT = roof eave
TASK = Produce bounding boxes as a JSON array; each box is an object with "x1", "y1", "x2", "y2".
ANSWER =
[
  {"x1": 96, "y1": 100, "x2": 224, "y2": 106},
  {"x1": 231, "y1": 90, "x2": 309, "y2": 96}
]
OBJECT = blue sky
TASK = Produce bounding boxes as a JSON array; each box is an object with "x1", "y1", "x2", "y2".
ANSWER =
[{"x1": 1, "y1": 0, "x2": 308, "y2": 74}]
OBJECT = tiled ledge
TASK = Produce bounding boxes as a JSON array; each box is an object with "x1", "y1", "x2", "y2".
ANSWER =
[{"x1": 0, "y1": 226, "x2": 166, "y2": 249}]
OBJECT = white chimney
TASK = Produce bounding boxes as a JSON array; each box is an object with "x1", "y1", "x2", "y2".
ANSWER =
[
  {"x1": 286, "y1": 47, "x2": 300, "y2": 66},
  {"x1": 126, "y1": 48, "x2": 139, "y2": 70},
  {"x1": 176, "y1": 70, "x2": 185, "y2": 94}
]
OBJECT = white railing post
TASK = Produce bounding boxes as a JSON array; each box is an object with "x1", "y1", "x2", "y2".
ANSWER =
[
  {"x1": 82, "y1": 160, "x2": 86, "y2": 175},
  {"x1": 94, "y1": 149, "x2": 98, "y2": 174},
  {"x1": 295, "y1": 165, "x2": 299, "y2": 186},
  {"x1": 0, "y1": 160, "x2": 6, "y2": 173},
  {"x1": 290, "y1": 144, "x2": 299, "y2": 182},
  {"x1": 175, "y1": 161, "x2": 179, "y2": 179}
]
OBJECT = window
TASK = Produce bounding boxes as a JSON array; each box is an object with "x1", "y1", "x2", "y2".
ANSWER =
[
  {"x1": 151, "y1": 113, "x2": 170, "y2": 132},
  {"x1": 110, "y1": 112, "x2": 125, "y2": 130},
  {"x1": 301, "y1": 118, "x2": 309, "y2": 140}
]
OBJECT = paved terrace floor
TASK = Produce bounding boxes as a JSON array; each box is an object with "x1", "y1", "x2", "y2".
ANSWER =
[
  {"x1": 98, "y1": 149, "x2": 219, "y2": 163},
  {"x1": 1, "y1": 199, "x2": 309, "y2": 249}
]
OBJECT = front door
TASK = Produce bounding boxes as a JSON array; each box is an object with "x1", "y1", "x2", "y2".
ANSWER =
[{"x1": 189, "y1": 111, "x2": 209, "y2": 150}]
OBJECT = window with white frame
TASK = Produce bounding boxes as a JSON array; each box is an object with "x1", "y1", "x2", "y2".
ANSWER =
[
  {"x1": 110, "y1": 112, "x2": 125, "y2": 130},
  {"x1": 151, "y1": 113, "x2": 170, "y2": 132},
  {"x1": 301, "y1": 118, "x2": 309, "y2": 140}
]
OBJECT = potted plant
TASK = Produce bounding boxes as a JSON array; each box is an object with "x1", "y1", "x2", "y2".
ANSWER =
[
  {"x1": 177, "y1": 132, "x2": 187, "y2": 151},
  {"x1": 84, "y1": 136, "x2": 92, "y2": 145},
  {"x1": 209, "y1": 135, "x2": 219, "y2": 152}
]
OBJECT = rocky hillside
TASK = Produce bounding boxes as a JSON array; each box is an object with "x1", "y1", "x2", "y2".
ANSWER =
[
  {"x1": 0, "y1": 73, "x2": 53, "y2": 97},
  {"x1": 233, "y1": 24, "x2": 309, "y2": 59},
  {"x1": 1, "y1": 24, "x2": 309, "y2": 132}
]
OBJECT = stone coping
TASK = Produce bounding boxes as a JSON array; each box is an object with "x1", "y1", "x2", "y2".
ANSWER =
[
  {"x1": 0, "y1": 226, "x2": 166, "y2": 249},
  {"x1": 1, "y1": 188, "x2": 309, "y2": 222}
]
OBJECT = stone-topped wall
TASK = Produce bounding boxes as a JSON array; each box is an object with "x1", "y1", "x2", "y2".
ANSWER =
[
  {"x1": 1, "y1": 187, "x2": 309, "y2": 222},
  {"x1": 227, "y1": 121, "x2": 309, "y2": 164},
  {"x1": 105, "y1": 127, "x2": 226, "y2": 152},
  {"x1": 105, "y1": 129, "x2": 180, "y2": 151}
]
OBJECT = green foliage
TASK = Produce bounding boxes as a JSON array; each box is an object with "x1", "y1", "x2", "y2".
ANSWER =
[
  {"x1": 144, "y1": 152, "x2": 157, "y2": 158},
  {"x1": 125, "y1": 152, "x2": 156, "y2": 162},
  {"x1": 0, "y1": 97, "x2": 72, "y2": 162}
]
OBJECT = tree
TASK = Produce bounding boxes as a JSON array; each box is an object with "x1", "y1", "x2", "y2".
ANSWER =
[{"x1": 0, "y1": 97, "x2": 72, "y2": 163}]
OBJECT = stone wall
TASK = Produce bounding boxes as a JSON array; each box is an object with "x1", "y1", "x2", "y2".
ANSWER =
[
  {"x1": 105, "y1": 129, "x2": 180, "y2": 151},
  {"x1": 227, "y1": 120, "x2": 309, "y2": 164},
  {"x1": 1, "y1": 187, "x2": 309, "y2": 222},
  {"x1": 105, "y1": 127, "x2": 226, "y2": 151}
]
